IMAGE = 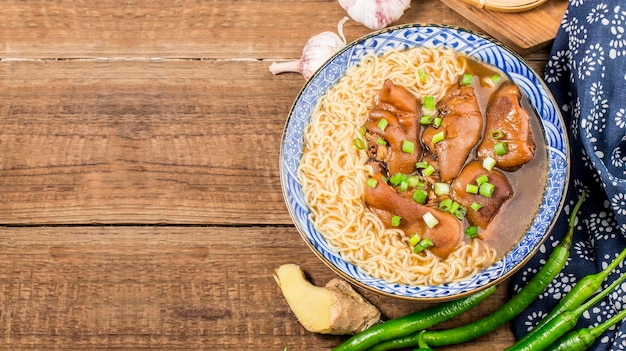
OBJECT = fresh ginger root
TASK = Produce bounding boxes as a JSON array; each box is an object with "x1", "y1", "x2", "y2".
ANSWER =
[{"x1": 274, "y1": 263, "x2": 381, "y2": 335}]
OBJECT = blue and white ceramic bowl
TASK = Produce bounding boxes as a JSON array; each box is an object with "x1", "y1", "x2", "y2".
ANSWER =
[{"x1": 279, "y1": 24, "x2": 569, "y2": 301}]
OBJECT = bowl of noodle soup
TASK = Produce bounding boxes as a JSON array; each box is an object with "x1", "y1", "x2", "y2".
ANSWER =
[{"x1": 280, "y1": 24, "x2": 569, "y2": 300}]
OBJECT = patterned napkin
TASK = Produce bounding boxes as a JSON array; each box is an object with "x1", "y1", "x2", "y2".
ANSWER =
[{"x1": 510, "y1": 1, "x2": 626, "y2": 349}]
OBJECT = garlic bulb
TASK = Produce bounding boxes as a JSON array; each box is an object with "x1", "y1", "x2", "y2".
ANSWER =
[
  {"x1": 269, "y1": 17, "x2": 348, "y2": 81},
  {"x1": 338, "y1": 0, "x2": 411, "y2": 30}
]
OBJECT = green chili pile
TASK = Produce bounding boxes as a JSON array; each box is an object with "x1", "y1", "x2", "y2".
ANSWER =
[{"x1": 330, "y1": 191, "x2": 626, "y2": 351}]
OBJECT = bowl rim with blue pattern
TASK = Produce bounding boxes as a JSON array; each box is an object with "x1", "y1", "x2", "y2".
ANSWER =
[{"x1": 279, "y1": 23, "x2": 570, "y2": 301}]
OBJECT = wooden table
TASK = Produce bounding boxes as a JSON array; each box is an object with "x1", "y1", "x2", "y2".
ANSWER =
[{"x1": 0, "y1": 1, "x2": 553, "y2": 350}]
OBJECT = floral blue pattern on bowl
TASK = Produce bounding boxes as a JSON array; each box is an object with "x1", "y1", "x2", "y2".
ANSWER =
[{"x1": 280, "y1": 24, "x2": 569, "y2": 300}]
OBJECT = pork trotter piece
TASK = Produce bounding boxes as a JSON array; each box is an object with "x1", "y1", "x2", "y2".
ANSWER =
[
  {"x1": 422, "y1": 85, "x2": 483, "y2": 181},
  {"x1": 477, "y1": 83, "x2": 536, "y2": 170}
]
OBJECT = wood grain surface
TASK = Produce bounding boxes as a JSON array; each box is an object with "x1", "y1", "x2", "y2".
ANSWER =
[{"x1": 0, "y1": 1, "x2": 553, "y2": 350}]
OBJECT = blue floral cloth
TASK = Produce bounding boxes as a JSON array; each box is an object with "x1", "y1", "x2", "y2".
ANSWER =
[{"x1": 510, "y1": 1, "x2": 626, "y2": 350}]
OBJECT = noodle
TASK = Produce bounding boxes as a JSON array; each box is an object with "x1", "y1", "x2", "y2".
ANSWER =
[{"x1": 298, "y1": 47, "x2": 497, "y2": 286}]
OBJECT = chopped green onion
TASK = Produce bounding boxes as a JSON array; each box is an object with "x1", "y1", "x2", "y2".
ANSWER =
[
  {"x1": 482, "y1": 156, "x2": 496, "y2": 171},
  {"x1": 434, "y1": 182, "x2": 450, "y2": 196},
  {"x1": 409, "y1": 234, "x2": 421, "y2": 247},
  {"x1": 479, "y1": 182, "x2": 495, "y2": 198},
  {"x1": 465, "y1": 226, "x2": 479, "y2": 238},
  {"x1": 461, "y1": 73, "x2": 473, "y2": 85},
  {"x1": 423, "y1": 212, "x2": 439, "y2": 228},
  {"x1": 353, "y1": 138, "x2": 365, "y2": 150},
  {"x1": 466, "y1": 184, "x2": 479, "y2": 194},
  {"x1": 402, "y1": 140, "x2": 415, "y2": 154},
  {"x1": 412, "y1": 189, "x2": 428, "y2": 204},
  {"x1": 415, "y1": 161, "x2": 429, "y2": 169},
  {"x1": 449, "y1": 201, "x2": 460, "y2": 215},
  {"x1": 413, "y1": 238, "x2": 434, "y2": 253},
  {"x1": 391, "y1": 215, "x2": 402, "y2": 227},
  {"x1": 494, "y1": 141, "x2": 508, "y2": 156},
  {"x1": 423, "y1": 165, "x2": 436, "y2": 177},
  {"x1": 490, "y1": 74, "x2": 501, "y2": 84},
  {"x1": 476, "y1": 174, "x2": 489, "y2": 186},
  {"x1": 432, "y1": 131, "x2": 445, "y2": 144},
  {"x1": 420, "y1": 115, "x2": 433, "y2": 125},
  {"x1": 490, "y1": 129, "x2": 504, "y2": 140},
  {"x1": 376, "y1": 137, "x2": 387, "y2": 146},
  {"x1": 399, "y1": 180, "x2": 409, "y2": 192},
  {"x1": 418, "y1": 68, "x2": 428, "y2": 83},
  {"x1": 389, "y1": 173, "x2": 407, "y2": 186},
  {"x1": 407, "y1": 175, "x2": 422, "y2": 188},
  {"x1": 381, "y1": 175, "x2": 388, "y2": 183},
  {"x1": 439, "y1": 198, "x2": 453, "y2": 212},
  {"x1": 423, "y1": 96, "x2": 435, "y2": 111},
  {"x1": 358, "y1": 125, "x2": 366, "y2": 136},
  {"x1": 366, "y1": 178, "x2": 378, "y2": 188},
  {"x1": 470, "y1": 202, "x2": 482, "y2": 211},
  {"x1": 377, "y1": 118, "x2": 389, "y2": 131},
  {"x1": 433, "y1": 117, "x2": 442, "y2": 128},
  {"x1": 453, "y1": 205, "x2": 467, "y2": 220}
]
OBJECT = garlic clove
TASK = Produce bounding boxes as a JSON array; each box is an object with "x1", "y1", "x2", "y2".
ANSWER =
[
  {"x1": 269, "y1": 17, "x2": 348, "y2": 81},
  {"x1": 338, "y1": 0, "x2": 411, "y2": 30}
]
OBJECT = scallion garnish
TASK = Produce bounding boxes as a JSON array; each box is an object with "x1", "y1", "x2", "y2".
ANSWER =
[
  {"x1": 470, "y1": 202, "x2": 482, "y2": 211},
  {"x1": 402, "y1": 140, "x2": 415, "y2": 154},
  {"x1": 399, "y1": 180, "x2": 409, "y2": 192},
  {"x1": 366, "y1": 178, "x2": 378, "y2": 188},
  {"x1": 490, "y1": 74, "x2": 501, "y2": 84},
  {"x1": 423, "y1": 96, "x2": 435, "y2": 111},
  {"x1": 413, "y1": 238, "x2": 434, "y2": 253},
  {"x1": 423, "y1": 164, "x2": 436, "y2": 177},
  {"x1": 353, "y1": 138, "x2": 365, "y2": 150},
  {"x1": 461, "y1": 73, "x2": 473, "y2": 85},
  {"x1": 449, "y1": 201, "x2": 460, "y2": 215},
  {"x1": 358, "y1": 125, "x2": 366, "y2": 136},
  {"x1": 439, "y1": 198, "x2": 453, "y2": 212},
  {"x1": 432, "y1": 131, "x2": 445, "y2": 144},
  {"x1": 494, "y1": 141, "x2": 508, "y2": 156},
  {"x1": 418, "y1": 68, "x2": 428, "y2": 83},
  {"x1": 490, "y1": 130, "x2": 504, "y2": 140},
  {"x1": 482, "y1": 156, "x2": 496, "y2": 171},
  {"x1": 412, "y1": 189, "x2": 428, "y2": 204},
  {"x1": 415, "y1": 161, "x2": 429, "y2": 169},
  {"x1": 420, "y1": 115, "x2": 433, "y2": 125},
  {"x1": 391, "y1": 215, "x2": 402, "y2": 227},
  {"x1": 423, "y1": 212, "x2": 439, "y2": 228},
  {"x1": 389, "y1": 173, "x2": 407, "y2": 186},
  {"x1": 453, "y1": 206, "x2": 467, "y2": 220},
  {"x1": 433, "y1": 117, "x2": 442, "y2": 128},
  {"x1": 466, "y1": 184, "x2": 479, "y2": 194},
  {"x1": 434, "y1": 182, "x2": 450, "y2": 196},
  {"x1": 479, "y1": 182, "x2": 495, "y2": 197},
  {"x1": 476, "y1": 174, "x2": 489, "y2": 186},
  {"x1": 409, "y1": 233, "x2": 421, "y2": 247},
  {"x1": 376, "y1": 137, "x2": 387, "y2": 146},
  {"x1": 407, "y1": 175, "x2": 422, "y2": 188},
  {"x1": 377, "y1": 118, "x2": 389, "y2": 131},
  {"x1": 465, "y1": 225, "x2": 479, "y2": 238}
]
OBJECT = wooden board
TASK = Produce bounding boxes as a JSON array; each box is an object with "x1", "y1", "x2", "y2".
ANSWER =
[{"x1": 440, "y1": 0, "x2": 568, "y2": 54}]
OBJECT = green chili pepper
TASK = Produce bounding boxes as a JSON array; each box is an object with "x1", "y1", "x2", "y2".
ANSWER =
[
  {"x1": 506, "y1": 269, "x2": 626, "y2": 351},
  {"x1": 515, "y1": 244, "x2": 626, "y2": 345},
  {"x1": 330, "y1": 285, "x2": 496, "y2": 351},
  {"x1": 544, "y1": 304, "x2": 626, "y2": 351}
]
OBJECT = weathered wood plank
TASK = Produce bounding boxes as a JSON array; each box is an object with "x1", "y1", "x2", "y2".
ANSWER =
[
  {"x1": 0, "y1": 226, "x2": 514, "y2": 350},
  {"x1": 0, "y1": 0, "x2": 477, "y2": 59}
]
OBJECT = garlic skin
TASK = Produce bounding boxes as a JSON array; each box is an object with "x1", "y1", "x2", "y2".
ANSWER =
[
  {"x1": 338, "y1": 0, "x2": 411, "y2": 30},
  {"x1": 269, "y1": 17, "x2": 348, "y2": 81}
]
